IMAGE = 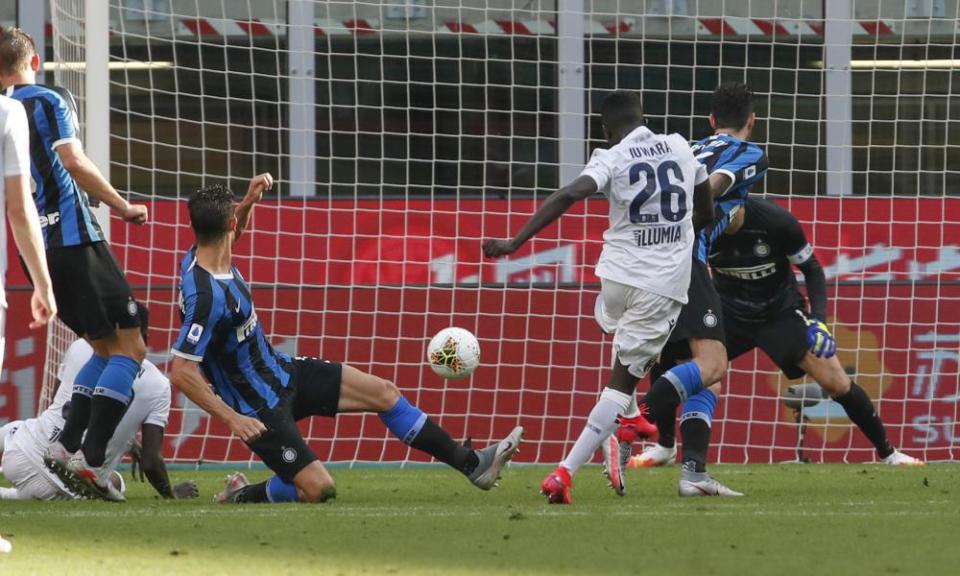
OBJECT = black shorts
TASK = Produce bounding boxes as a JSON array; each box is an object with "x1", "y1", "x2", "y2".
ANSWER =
[
  {"x1": 660, "y1": 260, "x2": 725, "y2": 364},
  {"x1": 725, "y1": 306, "x2": 809, "y2": 380},
  {"x1": 44, "y1": 242, "x2": 139, "y2": 340},
  {"x1": 246, "y1": 358, "x2": 343, "y2": 482}
]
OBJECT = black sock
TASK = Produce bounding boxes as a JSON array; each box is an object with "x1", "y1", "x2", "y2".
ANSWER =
[
  {"x1": 81, "y1": 396, "x2": 130, "y2": 467},
  {"x1": 656, "y1": 406, "x2": 678, "y2": 449},
  {"x1": 638, "y1": 376, "x2": 683, "y2": 443},
  {"x1": 58, "y1": 393, "x2": 92, "y2": 453},
  {"x1": 410, "y1": 418, "x2": 478, "y2": 475},
  {"x1": 680, "y1": 418, "x2": 711, "y2": 473},
  {"x1": 833, "y1": 382, "x2": 894, "y2": 459},
  {"x1": 234, "y1": 481, "x2": 270, "y2": 503}
]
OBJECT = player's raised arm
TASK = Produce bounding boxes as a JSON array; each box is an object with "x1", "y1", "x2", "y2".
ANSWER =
[
  {"x1": 233, "y1": 172, "x2": 273, "y2": 244},
  {"x1": 482, "y1": 175, "x2": 598, "y2": 258}
]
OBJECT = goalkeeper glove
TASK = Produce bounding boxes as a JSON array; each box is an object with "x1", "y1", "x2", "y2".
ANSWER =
[{"x1": 805, "y1": 318, "x2": 836, "y2": 359}]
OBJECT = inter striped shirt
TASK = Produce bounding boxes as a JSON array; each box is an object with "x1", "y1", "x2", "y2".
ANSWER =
[
  {"x1": 5, "y1": 84, "x2": 104, "y2": 248},
  {"x1": 171, "y1": 247, "x2": 292, "y2": 415},
  {"x1": 690, "y1": 133, "x2": 768, "y2": 264}
]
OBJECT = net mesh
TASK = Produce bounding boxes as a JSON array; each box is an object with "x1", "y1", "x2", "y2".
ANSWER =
[{"x1": 41, "y1": 0, "x2": 960, "y2": 465}]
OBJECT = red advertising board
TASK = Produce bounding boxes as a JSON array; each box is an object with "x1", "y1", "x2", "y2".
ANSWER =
[{"x1": 2, "y1": 197, "x2": 958, "y2": 464}]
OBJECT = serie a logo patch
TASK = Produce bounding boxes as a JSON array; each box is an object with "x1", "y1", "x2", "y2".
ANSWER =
[{"x1": 281, "y1": 447, "x2": 298, "y2": 464}]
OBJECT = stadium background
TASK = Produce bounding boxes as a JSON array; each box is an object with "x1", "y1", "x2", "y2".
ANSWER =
[{"x1": 0, "y1": 0, "x2": 958, "y2": 466}]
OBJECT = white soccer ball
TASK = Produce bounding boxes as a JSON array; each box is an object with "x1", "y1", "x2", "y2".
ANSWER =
[{"x1": 427, "y1": 327, "x2": 480, "y2": 380}]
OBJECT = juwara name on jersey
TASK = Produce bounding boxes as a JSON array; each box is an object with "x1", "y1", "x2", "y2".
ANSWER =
[
  {"x1": 629, "y1": 141, "x2": 673, "y2": 159},
  {"x1": 633, "y1": 225, "x2": 683, "y2": 247}
]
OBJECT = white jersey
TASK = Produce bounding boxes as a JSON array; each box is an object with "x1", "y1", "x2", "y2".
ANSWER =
[
  {"x1": 580, "y1": 126, "x2": 707, "y2": 303},
  {"x1": 5, "y1": 339, "x2": 171, "y2": 472},
  {"x1": 0, "y1": 96, "x2": 31, "y2": 308}
]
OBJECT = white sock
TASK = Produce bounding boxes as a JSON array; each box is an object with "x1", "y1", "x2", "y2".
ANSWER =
[
  {"x1": 560, "y1": 388, "x2": 633, "y2": 475},
  {"x1": 622, "y1": 393, "x2": 640, "y2": 418},
  {"x1": 0, "y1": 487, "x2": 23, "y2": 500}
]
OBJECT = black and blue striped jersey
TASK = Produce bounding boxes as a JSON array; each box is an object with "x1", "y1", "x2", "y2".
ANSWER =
[
  {"x1": 690, "y1": 133, "x2": 768, "y2": 263},
  {"x1": 171, "y1": 247, "x2": 293, "y2": 416},
  {"x1": 5, "y1": 84, "x2": 104, "y2": 248}
]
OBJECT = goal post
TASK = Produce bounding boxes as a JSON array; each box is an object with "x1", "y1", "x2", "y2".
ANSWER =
[{"x1": 39, "y1": 0, "x2": 960, "y2": 466}]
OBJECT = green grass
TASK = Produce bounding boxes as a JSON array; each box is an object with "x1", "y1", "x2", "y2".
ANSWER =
[{"x1": 1, "y1": 464, "x2": 958, "y2": 575}]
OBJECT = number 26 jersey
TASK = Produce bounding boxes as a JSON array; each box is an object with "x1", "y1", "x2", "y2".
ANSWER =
[{"x1": 580, "y1": 126, "x2": 707, "y2": 303}]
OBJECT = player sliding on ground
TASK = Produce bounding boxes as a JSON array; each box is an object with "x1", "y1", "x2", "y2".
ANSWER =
[
  {"x1": 0, "y1": 314, "x2": 200, "y2": 501},
  {"x1": 603, "y1": 83, "x2": 768, "y2": 498},
  {"x1": 483, "y1": 91, "x2": 716, "y2": 504},
  {"x1": 170, "y1": 175, "x2": 522, "y2": 504},
  {"x1": 622, "y1": 196, "x2": 923, "y2": 469},
  {"x1": 0, "y1": 27, "x2": 150, "y2": 502}
]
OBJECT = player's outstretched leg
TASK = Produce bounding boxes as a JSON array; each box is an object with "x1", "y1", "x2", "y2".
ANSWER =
[
  {"x1": 798, "y1": 352, "x2": 924, "y2": 466},
  {"x1": 364, "y1": 371, "x2": 523, "y2": 490}
]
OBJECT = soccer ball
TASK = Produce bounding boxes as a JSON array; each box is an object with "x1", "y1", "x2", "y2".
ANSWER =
[{"x1": 427, "y1": 327, "x2": 480, "y2": 380}]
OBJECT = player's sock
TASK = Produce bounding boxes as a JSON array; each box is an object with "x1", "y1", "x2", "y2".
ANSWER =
[
  {"x1": 679, "y1": 388, "x2": 718, "y2": 474},
  {"x1": 560, "y1": 388, "x2": 633, "y2": 475},
  {"x1": 266, "y1": 476, "x2": 299, "y2": 502},
  {"x1": 640, "y1": 362, "x2": 704, "y2": 436},
  {"x1": 57, "y1": 354, "x2": 108, "y2": 452},
  {"x1": 82, "y1": 355, "x2": 140, "y2": 467},
  {"x1": 832, "y1": 381, "x2": 895, "y2": 459},
  {"x1": 623, "y1": 394, "x2": 640, "y2": 418},
  {"x1": 232, "y1": 479, "x2": 298, "y2": 503},
  {"x1": 380, "y1": 396, "x2": 479, "y2": 475}
]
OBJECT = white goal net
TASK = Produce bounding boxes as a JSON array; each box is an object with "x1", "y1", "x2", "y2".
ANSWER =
[{"x1": 40, "y1": 0, "x2": 960, "y2": 466}]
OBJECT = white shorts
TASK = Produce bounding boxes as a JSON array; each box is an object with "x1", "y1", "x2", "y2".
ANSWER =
[
  {"x1": 0, "y1": 446, "x2": 74, "y2": 501},
  {"x1": 594, "y1": 278, "x2": 682, "y2": 378}
]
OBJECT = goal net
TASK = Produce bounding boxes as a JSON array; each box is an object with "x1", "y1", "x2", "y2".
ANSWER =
[{"x1": 42, "y1": 0, "x2": 960, "y2": 466}]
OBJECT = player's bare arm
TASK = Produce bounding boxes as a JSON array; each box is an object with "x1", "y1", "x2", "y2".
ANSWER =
[
  {"x1": 6, "y1": 167, "x2": 56, "y2": 329},
  {"x1": 56, "y1": 141, "x2": 148, "y2": 225},
  {"x1": 482, "y1": 175, "x2": 598, "y2": 258},
  {"x1": 169, "y1": 356, "x2": 266, "y2": 442},
  {"x1": 132, "y1": 424, "x2": 199, "y2": 499},
  {"x1": 233, "y1": 172, "x2": 273, "y2": 244}
]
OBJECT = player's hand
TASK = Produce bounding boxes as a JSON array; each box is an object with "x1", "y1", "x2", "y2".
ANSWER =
[
  {"x1": 805, "y1": 318, "x2": 836, "y2": 359},
  {"x1": 482, "y1": 238, "x2": 519, "y2": 258},
  {"x1": 245, "y1": 173, "x2": 274, "y2": 204},
  {"x1": 172, "y1": 480, "x2": 200, "y2": 500},
  {"x1": 128, "y1": 439, "x2": 145, "y2": 482},
  {"x1": 29, "y1": 285, "x2": 57, "y2": 329},
  {"x1": 228, "y1": 414, "x2": 267, "y2": 443},
  {"x1": 121, "y1": 203, "x2": 149, "y2": 225}
]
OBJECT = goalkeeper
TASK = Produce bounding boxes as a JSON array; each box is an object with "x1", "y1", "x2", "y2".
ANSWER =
[{"x1": 628, "y1": 196, "x2": 922, "y2": 467}]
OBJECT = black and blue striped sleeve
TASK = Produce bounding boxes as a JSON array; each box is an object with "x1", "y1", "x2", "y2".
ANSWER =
[
  {"x1": 714, "y1": 143, "x2": 768, "y2": 196},
  {"x1": 171, "y1": 279, "x2": 222, "y2": 362}
]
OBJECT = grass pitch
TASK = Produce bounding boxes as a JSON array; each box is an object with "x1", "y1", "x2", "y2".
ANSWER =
[{"x1": 1, "y1": 464, "x2": 957, "y2": 575}]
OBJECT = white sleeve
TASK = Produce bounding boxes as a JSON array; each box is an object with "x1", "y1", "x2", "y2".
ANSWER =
[
  {"x1": 2, "y1": 100, "x2": 31, "y2": 178},
  {"x1": 694, "y1": 162, "x2": 708, "y2": 185},
  {"x1": 58, "y1": 340, "x2": 94, "y2": 387},
  {"x1": 142, "y1": 362, "x2": 172, "y2": 428},
  {"x1": 578, "y1": 148, "x2": 615, "y2": 192}
]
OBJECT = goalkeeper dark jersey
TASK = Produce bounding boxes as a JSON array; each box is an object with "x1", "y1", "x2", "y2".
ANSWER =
[
  {"x1": 707, "y1": 197, "x2": 813, "y2": 322},
  {"x1": 171, "y1": 246, "x2": 293, "y2": 416}
]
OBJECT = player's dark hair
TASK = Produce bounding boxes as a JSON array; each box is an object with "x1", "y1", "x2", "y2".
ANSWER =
[
  {"x1": 600, "y1": 91, "x2": 644, "y2": 136},
  {"x1": 188, "y1": 184, "x2": 235, "y2": 245},
  {"x1": 711, "y1": 82, "x2": 754, "y2": 130},
  {"x1": 0, "y1": 27, "x2": 37, "y2": 77}
]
